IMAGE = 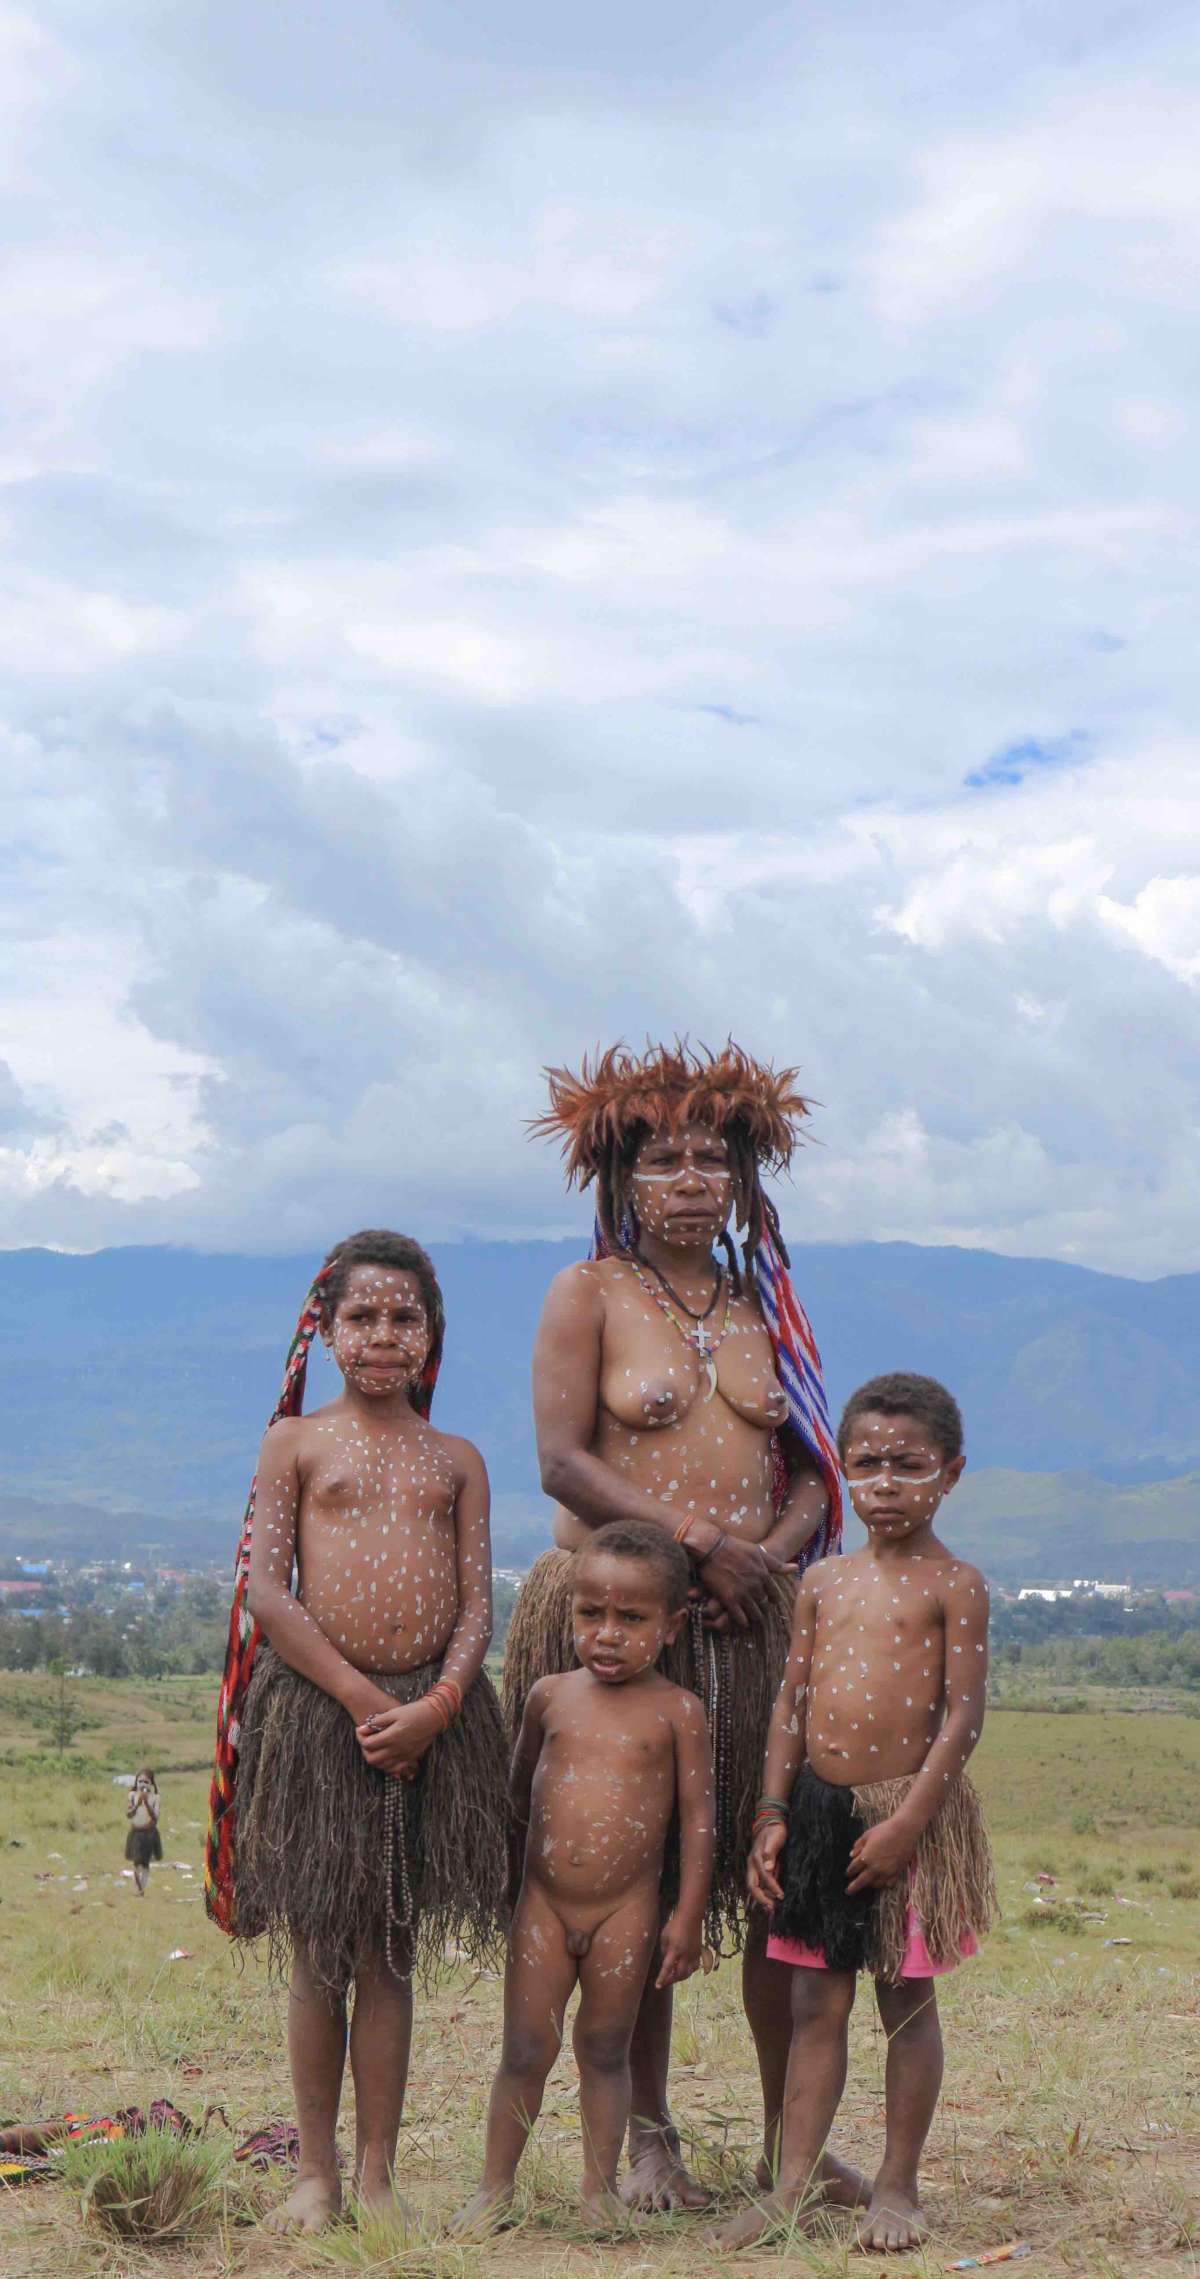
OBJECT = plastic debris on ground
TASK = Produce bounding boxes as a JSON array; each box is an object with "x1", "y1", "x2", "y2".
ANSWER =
[
  {"x1": 948, "y1": 2246, "x2": 1033, "y2": 2270},
  {"x1": 0, "y1": 2155, "x2": 57, "y2": 2188}
]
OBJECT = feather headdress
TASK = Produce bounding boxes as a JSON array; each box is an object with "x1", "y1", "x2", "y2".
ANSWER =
[
  {"x1": 532, "y1": 1039, "x2": 810, "y2": 1187},
  {"x1": 534, "y1": 1039, "x2": 842, "y2": 1565}
]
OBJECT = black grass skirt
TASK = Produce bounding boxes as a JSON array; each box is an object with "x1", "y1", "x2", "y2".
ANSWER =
[
  {"x1": 124, "y1": 1825, "x2": 163, "y2": 1869},
  {"x1": 773, "y1": 1762, "x2": 998, "y2": 1983}
]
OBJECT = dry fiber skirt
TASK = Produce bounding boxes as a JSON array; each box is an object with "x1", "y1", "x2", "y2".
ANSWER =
[
  {"x1": 772, "y1": 1761, "x2": 998, "y2": 1984},
  {"x1": 503, "y1": 1546, "x2": 794, "y2": 1953},
  {"x1": 231, "y1": 1647, "x2": 508, "y2": 1988}
]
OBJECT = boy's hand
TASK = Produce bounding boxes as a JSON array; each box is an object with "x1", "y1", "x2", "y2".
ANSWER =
[
  {"x1": 356, "y1": 1697, "x2": 442, "y2": 1775},
  {"x1": 655, "y1": 1909, "x2": 703, "y2": 1987},
  {"x1": 746, "y1": 1820, "x2": 788, "y2": 1909},
  {"x1": 846, "y1": 1813, "x2": 917, "y2": 1893}
]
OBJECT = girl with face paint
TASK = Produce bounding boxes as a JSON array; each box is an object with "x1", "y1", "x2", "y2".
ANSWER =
[
  {"x1": 124, "y1": 1768, "x2": 161, "y2": 1895},
  {"x1": 505, "y1": 1041, "x2": 853, "y2": 2216},
  {"x1": 206, "y1": 1229, "x2": 507, "y2": 2238}
]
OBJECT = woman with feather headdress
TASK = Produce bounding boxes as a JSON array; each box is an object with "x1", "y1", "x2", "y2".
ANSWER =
[{"x1": 505, "y1": 1040, "x2": 862, "y2": 2217}]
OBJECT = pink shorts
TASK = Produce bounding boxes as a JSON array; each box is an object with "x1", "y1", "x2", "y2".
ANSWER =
[{"x1": 767, "y1": 1906, "x2": 977, "y2": 1980}]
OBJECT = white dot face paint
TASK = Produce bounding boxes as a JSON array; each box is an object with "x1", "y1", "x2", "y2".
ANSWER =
[
  {"x1": 794, "y1": 1405, "x2": 987, "y2": 1796},
  {"x1": 251, "y1": 1250, "x2": 493, "y2": 1690},
  {"x1": 558, "y1": 1218, "x2": 795, "y2": 1564}
]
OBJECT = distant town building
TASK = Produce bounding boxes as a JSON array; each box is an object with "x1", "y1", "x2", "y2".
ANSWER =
[{"x1": 1017, "y1": 1580, "x2": 1134, "y2": 1603}]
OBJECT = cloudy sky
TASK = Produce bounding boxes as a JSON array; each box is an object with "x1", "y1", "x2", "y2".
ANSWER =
[{"x1": 2, "y1": 0, "x2": 1197, "y2": 1275}]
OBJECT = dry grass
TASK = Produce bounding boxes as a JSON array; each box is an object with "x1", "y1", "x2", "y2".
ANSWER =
[
  {"x1": 0, "y1": 1685, "x2": 1198, "y2": 2277},
  {"x1": 60, "y1": 2128, "x2": 252, "y2": 2245}
]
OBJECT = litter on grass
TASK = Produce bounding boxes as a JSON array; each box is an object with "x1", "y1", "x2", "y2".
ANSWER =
[{"x1": 948, "y1": 2247, "x2": 1033, "y2": 2270}]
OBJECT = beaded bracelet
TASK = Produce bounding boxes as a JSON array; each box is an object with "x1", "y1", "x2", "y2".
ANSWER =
[{"x1": 756, "y1": 1793, "x2": 792, "y2": 1815}]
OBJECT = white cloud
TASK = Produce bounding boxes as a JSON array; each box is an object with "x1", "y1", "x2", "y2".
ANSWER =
[
  {"x1": 1, "y1": 0, "x2": 1198, "y2": 1274},
  {"x1": 1099, "y1": 876, "x2": 1200, "y2": 985}
]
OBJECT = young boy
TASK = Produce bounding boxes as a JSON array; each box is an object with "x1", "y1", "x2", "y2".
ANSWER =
[
  {"x1": 208, "y1": 1229, "x2": 508, "y2": 2235},
  {"x1": 711, "y1": 1372, "x2": 996, "y2": 2256},
  {"x1": 454, "y1": 1521, "x2": 715, "y2": 2232}
]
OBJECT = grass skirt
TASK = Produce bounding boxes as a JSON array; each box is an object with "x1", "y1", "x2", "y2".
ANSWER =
[
  {"x1": 231, "y1": 1647, "x2": 508, "y2": 1989},
  {"x1": 124, "y1": 1825, "x2": 162, "y2": 1869},
  {"x1": 502, "y1": 1547, "x2": 794, "y2": 1952},
  {"x1": 774, "y1": 1763, "x2": 997, "y2": 1984}
]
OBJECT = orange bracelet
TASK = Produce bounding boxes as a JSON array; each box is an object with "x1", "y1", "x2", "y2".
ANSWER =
[{"x1": 425, "y1": 1678, "x2": 462, "y2": 1733}]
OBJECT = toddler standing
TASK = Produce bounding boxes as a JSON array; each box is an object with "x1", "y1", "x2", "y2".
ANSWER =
[{"x1": 455, "y1": 1521, "x2": 714, "y2": 2231}]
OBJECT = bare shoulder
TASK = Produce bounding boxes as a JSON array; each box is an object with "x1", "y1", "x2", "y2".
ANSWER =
[
  {"x1": 534, "y1": 1668, "x2": 586, "y2": 1720},
  {"x1": 433, "y1": 1428, "x2": 489, "y2": 1490},
  {"x1": 804, "y1": 1553, "x2": 854, "y2": 1595},
  {"x1": 935, "y1": 1551, "x2": 989, "y2": 1600},
  {"x1": 543, "y1": 1259, "x2": 608, "y2": 1310},
  {"x1": 260, "y1": 1414, "x2": 307, "y2": 1459},
  {"x1": 523, "y1": 1673, "x2": 560, "y2": 1718},
  {"x1": 261, "y1": 1396, "x2": 347, "y2": 1456},
  {"x1": 663, "y1": 1679, "x2": 708, "y2": 1733}
]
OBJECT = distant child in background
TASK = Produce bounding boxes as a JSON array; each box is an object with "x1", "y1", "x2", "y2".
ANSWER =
[
  {"x1": 204, "y1": 1230, "x2": 508, "y2": 2236},
  {"x1": 454, "y1": 1522, "x2": 714, "y2": 2235},
  {"x1": 124, "y1": 1768, "x2": 161, "y2": 1895},
  {"x1": 711, "y1": 1373, "x2": 996, "y2": 2258}
]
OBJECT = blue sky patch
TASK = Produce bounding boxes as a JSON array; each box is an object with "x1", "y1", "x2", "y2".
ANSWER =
[{"x1": 966, "y1": 732, "x2": 1091, "y2": 790}]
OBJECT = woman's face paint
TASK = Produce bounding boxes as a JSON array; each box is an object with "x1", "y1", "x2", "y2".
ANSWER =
[{"x1": 628, "y1": 1121, "x2": 734, "y2": 1246}]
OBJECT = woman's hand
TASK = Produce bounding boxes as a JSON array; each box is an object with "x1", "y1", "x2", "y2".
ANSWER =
[
  {"x1": 746, "y1": 1820, "x2": 788, "y2": 1910},
  {"x1": 846, "y1": 1812, "x2": 917, "y2": 1893},
  {"x1": 655, "y1": 1907, "x2": 704, "y2": 1986},
  {"x1": 695, "y1": 1531, "x2": 790, "y2": 1628},
  {"x1": 355, "y1": 1697, "x2": 443, "y2": 1776}
]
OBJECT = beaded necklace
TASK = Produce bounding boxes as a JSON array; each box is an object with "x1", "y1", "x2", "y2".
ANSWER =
[{"x1": 626, "y1": 1253, "x2": 734, "y2": 1401}]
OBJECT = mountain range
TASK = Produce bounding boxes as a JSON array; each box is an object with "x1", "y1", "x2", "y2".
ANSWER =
[{"x1": 1, "y1": 1240, "x2": 1196, "y2": 1582}]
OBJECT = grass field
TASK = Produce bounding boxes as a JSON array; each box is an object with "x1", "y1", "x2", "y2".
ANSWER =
[{"x1": 1, "y1": 1674, "x2": 1197, "y2": 2277}]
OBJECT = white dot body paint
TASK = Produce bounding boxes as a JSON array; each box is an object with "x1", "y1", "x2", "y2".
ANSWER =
[
  {"x1": 779, "y1": 1407, "x2": 988, "y2": 1807},
  {"x1": 249, "y1": 1257, "x2": 495, "y2": 1747}
]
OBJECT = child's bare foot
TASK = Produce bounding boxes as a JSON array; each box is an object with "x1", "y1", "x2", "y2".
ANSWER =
[
  {"x1": 264, "y1": 2173, "x2": 342, "y2": 2234},
  {"x1": 353, "y1": 2166, "x2": 415, "y2": 2230},
  {"x1": 857, "y1": 2176, "x2": 926, "y2": 2253},
  {"x1": 622, "y1": 2121, "x2": 709, "y2": 2211},
  {"x1": 753, "y1": 2149, "x2": 870, "y2": 2207},
  {"x1": 580, "y1": 2180, "x2": 631, "y2": 2232},
  {"x1": 448, "y1": 2183, "x2": 516, "y2": 2238},
  {"x1": 704, "y1": 2189, "x2": 814, "y2": 2251},
  {"x1": 355, "y1": 2169, "x2": 416, "y2": 2224}
]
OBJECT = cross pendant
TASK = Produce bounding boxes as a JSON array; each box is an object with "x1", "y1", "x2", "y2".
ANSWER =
[{"x1": 695, "y1": 1323, "x2": 709, "y2": 1356}]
